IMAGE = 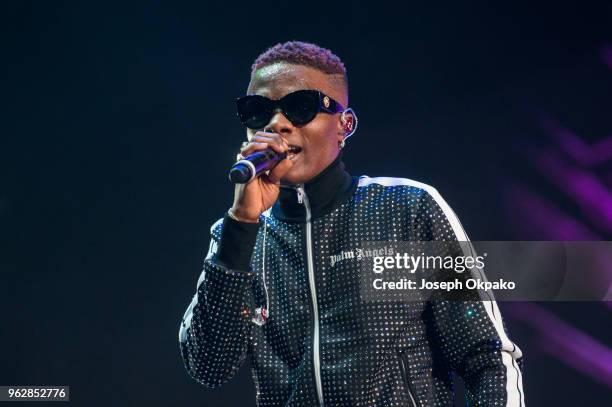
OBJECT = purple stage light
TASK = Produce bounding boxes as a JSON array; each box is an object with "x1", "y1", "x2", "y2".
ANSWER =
[
  {"x1": 602, "y1": 44, "x2": 612, "y2": 71},
  {"x1": 541, "y1": 118, "x2": 612, "y2": 167},
  {"x1": 504, "y1": 184, "x2": 599, "y2": 240},
  {"x1": 505, "y1": 303, "x2": 612, "y2": 389}
]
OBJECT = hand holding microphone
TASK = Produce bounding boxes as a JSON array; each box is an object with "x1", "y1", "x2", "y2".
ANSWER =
[
  {"x1": 229, "y1": 147, "x2": 287, "y2": 184},
  {"x1": 228, "y1": 131, "x2": 295, "y2": 223}
]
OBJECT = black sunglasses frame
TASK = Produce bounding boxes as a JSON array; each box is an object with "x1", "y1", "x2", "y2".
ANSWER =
[{"x1": 236, "y1": 89, "x2": 345, "y2": 130}]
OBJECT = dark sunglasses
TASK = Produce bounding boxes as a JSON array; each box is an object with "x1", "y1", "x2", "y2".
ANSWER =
[{"x1": 236, "y1": 89, "x2": 345, "y2": 129}]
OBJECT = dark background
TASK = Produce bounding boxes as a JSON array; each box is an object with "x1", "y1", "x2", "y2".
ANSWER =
[{"x1": 1, "y1": 1, "x2": 611, "y2": 406}]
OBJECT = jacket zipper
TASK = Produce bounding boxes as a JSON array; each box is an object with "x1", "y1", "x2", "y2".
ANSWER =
[
  {"x1": 398, "y1": 352, "x2": 418, "y2": 407},
  {"x1": 296, "y1": 184, "x2": 325, "y2": 407}
]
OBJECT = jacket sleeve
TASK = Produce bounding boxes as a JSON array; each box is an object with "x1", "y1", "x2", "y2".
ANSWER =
[
  {"x1": 178, "y1": 213, "x2": 260, "y2": 388},
  {"x1": 417, "y1": 188, "x2": 526, "y2": 407}
]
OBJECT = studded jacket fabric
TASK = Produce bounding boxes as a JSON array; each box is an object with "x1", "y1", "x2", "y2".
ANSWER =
[{"x1": 179, "y1": 155, "x2": 525, "y2": 406}]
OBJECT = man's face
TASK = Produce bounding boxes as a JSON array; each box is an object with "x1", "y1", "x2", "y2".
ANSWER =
[{"x1": 246, "y1": 62, "x2": 347, "y2": 185}]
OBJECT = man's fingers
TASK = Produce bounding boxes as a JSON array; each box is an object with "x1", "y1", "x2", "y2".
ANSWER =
[
  {"x1": 238, "y1": 132, "x2": 291, "y2": 184},
  {"x1": 251, "y1": 132, "x2": 288, "y2": 154},
  {"x1": 240, "y1": 142, "x2": 269, "y2": 157}
]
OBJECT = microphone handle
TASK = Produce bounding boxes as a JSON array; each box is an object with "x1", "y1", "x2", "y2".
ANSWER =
[{"x1": 229, "y1": 148, "x2": 288, "y2": 184}]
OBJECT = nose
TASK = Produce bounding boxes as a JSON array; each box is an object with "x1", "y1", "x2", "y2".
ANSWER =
[{"x1": 264, "y1": 109, "x2": 294, "y2": 135}]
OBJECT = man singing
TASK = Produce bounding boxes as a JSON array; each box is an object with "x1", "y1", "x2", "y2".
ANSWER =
[{"x1": 179, "y1": 41, "x2": 525, "y2": 406}]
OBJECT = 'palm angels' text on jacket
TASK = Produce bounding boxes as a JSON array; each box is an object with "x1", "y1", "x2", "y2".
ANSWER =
[{"x1": 179, "y1": 155, "x2": 525, "y2": 406}]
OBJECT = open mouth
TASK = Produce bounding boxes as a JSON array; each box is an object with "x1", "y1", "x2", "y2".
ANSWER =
[{"x1": 287, "y1": 145, "x2": 302, "y2": 160}]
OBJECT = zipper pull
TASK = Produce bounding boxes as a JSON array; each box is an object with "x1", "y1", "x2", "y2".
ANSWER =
[{"x1": 296, "y1": 184, "x2": 305, "y2": 204}]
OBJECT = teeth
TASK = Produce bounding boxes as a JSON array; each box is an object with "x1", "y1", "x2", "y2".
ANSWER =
[{"x1": 288, "y1": 146, "x2": 302, "y2": 154}]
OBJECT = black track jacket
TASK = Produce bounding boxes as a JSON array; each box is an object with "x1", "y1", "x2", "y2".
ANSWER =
[{"x1": 179, "y1": 155, "x2": 525, "y2": 406}]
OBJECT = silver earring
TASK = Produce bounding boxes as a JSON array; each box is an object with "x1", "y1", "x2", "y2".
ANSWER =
[{"x1": 339, "y1": 138, "x2": 346, "y2": 149}]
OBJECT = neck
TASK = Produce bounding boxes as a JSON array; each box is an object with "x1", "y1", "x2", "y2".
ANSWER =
[{"x1": 272, "y1": 152, "x2": 358, "y2": 222}]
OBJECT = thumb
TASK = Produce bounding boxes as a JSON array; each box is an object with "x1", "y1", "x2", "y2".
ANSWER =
[{"x1": 266, "y1": 158, "x2": 294, "y2": 184}]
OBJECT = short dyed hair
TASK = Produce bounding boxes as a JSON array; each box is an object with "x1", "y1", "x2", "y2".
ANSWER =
[{"x1": 251, "y1": 41, "x2": 348, "y2": 94}]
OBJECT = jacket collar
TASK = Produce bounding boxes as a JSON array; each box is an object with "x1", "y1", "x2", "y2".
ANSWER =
[{"x1": 271, "y1": 152, "x2": 358, "y2": 223}]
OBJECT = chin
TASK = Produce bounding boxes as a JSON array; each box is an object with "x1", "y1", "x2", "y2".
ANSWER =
[{"x1": 281, "y1": 166, "x2": 312, "y2": 185}]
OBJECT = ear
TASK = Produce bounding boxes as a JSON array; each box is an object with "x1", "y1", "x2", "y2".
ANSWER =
[
  {"x1": 336, "y1": 117, "x2": 346, "y2": 145},
  {"x1": 340, "y1": 108, "x2": 357, "y2": 138}
]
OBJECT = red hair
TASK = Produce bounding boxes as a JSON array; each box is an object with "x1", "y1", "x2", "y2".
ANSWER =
[{"x1": 252, "y1": 41, "x2": 347, "y2": 86}]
